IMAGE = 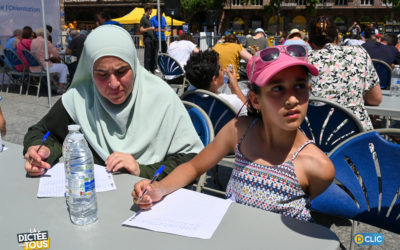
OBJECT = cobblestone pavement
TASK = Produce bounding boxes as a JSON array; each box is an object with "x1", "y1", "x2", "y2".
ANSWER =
[{"x1": 1, "y1": 82, "x2": 398, "y2": 250}]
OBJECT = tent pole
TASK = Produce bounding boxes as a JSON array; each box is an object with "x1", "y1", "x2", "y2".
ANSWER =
[
  {"x1": 157, "y1": 0, "x2": 161, "y2": 54},
  {"x1": 41, "y1": 0, "x2": 52, "y2": 107}
]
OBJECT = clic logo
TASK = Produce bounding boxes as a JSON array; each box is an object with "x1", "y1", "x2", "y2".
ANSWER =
[{"x1": 353, "y1": 233, "x2": 384, "y2": 246}]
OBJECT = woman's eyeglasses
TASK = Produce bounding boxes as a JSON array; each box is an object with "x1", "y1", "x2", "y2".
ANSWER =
[{"x1": 249, "y1": 45, "x2": 308, "y2": 82}]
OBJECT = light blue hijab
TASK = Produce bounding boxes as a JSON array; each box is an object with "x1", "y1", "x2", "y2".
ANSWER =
[{"x1": 62, "y1": 25, "x2": 203, "y2": 164}]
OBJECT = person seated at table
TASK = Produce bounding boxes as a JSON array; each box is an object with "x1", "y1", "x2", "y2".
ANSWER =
[
  {"x1": 284, "y1": 29, "x2": 312, "y2": 51},
  {"x1": 16, "y1": 26, "x2": 35, "y2": 72},
  {"x1": 23, "y1": 25, "x2": 203, "y2": 178},
  {"x1": 244, "y1": 28, "x2": 269, "y2": 55},
  {"x1": 184, "y1": 50, "x2": 247, "y2": 116},
  {"x1": 0, "y1": 104, "x2": 5, "y2": 137},
  {"x1": 30, "y1": 28, "x2": 69, "y2": 94},
  {"x1": 65, "y1": 29, "x2": 87, "y2": 81},
  {"x1": 213, "y1": 34, "x2": 252, "y2": 80},
  {"x1": 133, "y1": 45, "x2": 335, "y2": 222},
  {"x1": 165, "y1": 33, "x2": 199, "y2": 85},
  {"x1": 308, "y1": 16, "x2": 382, "y2": 130}
]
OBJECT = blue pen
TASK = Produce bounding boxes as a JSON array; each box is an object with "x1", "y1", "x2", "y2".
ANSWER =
[
  {"x1": 139, "y1": 165, "x2": 165, "y2": 201},
  {"x1": 37, "y1": 131, "x2": 50, "y2": 153}
]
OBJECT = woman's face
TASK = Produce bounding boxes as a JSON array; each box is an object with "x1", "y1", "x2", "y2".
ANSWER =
[
  {"x1": 93, "y1": 56, "x2": 134, "y2": 105},
  {"x1": 251, "y1": 66, "x2": 310, "y2": 131}
]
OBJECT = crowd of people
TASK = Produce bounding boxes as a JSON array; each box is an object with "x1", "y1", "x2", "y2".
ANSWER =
[{"x1": 3, "y1": 13, "x2": 398, "y2": 224}]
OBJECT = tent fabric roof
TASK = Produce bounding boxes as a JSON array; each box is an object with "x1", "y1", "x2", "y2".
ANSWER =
[{"x1": 112, "y1": 8, "x2": 184, "y2": 26}]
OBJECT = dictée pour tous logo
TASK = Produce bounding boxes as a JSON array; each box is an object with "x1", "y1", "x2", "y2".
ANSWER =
[
  {"x1": 17, "y1": 229, "x2": 49, "y2": 250},
  {"x1": 353, "y1": 233, "x2": 384, "y2": 246}
]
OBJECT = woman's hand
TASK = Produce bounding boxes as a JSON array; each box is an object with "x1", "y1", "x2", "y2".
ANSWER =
[
  {"x1": 226, "y1": 67, "x2": 239, "y2": 91},
  {"x1": 106, "y1": 152, "x2": 140, "y2": 175},
  {"x1": 24, "y1": 145, "x2": 51, "y2": 176},
  {"x1": 132, "y1": 179, "x2": 165, "y2": 210}
]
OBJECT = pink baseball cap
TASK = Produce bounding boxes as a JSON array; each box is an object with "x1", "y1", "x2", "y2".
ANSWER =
[{"x1": 246, "y1": 45, "x2": 319, "y2": 87}]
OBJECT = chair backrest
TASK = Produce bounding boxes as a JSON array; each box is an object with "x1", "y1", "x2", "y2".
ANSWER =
[
  {"x1": 311, "y1": 130, "x2": 400, "y2": 233},
  {"x1": 4, "y1": 48, "x2": 24, "y2": 70},
  {"x1": 157, "y1": 53, "x2": 184, "y2": 77},
  {"x1": 300, "y1": 97, "x2": 365, "y2": 153},
  {"x1": 372, "y1": 59, "x2": 392, "y2": 90},
  {"x1": 182, "y1": 101, "x2": 214, "y2": 146},
  {"x1": 22, "y1": 49, "x2": 41, "y2": 68},
  {"x1": 181, "y1": 89, "x2": 237, "y2": 135}
]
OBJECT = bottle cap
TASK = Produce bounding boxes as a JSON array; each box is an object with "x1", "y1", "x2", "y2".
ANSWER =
[
  {"x1": 69, "y1": 133, "x2": 84, "y2": 141},
  {"x1": 68, "y1": 124, "x2": 81, "y2": 131}
]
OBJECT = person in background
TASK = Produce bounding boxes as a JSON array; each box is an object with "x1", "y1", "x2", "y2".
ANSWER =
[
  {"x1": 284, "y1": 28, "x2": 312, "y2": 50},
  {"x1": 213, "y1": 34, "x2": 252, "y2": 80},
  {"x1": 166, "y1": 33, "x2": 199, "y2": 85},
  {"x1": 16, "y1": 26, "x2": 35, "y2": 72},
  {"x1": 140, "y1": 5, "x2": 156, "y2": 73},
  {"x1": 46, "y1": 25, "x2": 53, "y2": 43},
  {"x1": 362, "y1": 33, "x2": 400, "y2": 67},
  {"x1": 151, "y1": 8, "x2": 167, "y2": 53},
  {"x1": 65, "y1": 29, "x2": 87, "y2": 80},
  {"x1": 308, "y1": 16, "x2": 382, "y2": 131},
  {"x1": 133, "y1": 45, "x2": 335, "y2": 222},
  {"x1": 5, "y1": 29, "x2": 22, "y2": 51},
  {"x1": 96, "y1": 12, "x2": 122, "y2": 27},
  {"x1": 397, "y1": 34, "x2": 400, "y2": 52},
  {"x1": 23, "y1": 25, "x2": 203, "y2": 178},
  {"x1": 30, "y1": 28, "x2": 68, "y2": 94},
  {"x1": 184, "y1": 50, "x2": 247, "y2": 116},
  {"x1": 244, "y1": 28, "x2": 269, "y2": 55},
  {"x1": 347, "y1": 21, "x2": 361, "y2": 39},
  {"x1": 4, "y1": 29, "x2": 22, "y2": 67}
]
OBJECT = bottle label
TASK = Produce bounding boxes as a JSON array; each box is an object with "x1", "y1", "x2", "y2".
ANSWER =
[{"x1": 69, "y1": 170, "x2": 95, "y2": 197}]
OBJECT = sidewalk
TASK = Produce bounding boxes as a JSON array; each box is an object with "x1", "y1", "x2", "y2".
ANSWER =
[{"x1": 0, "y1": 90, "x2": 399, "y2": 250}]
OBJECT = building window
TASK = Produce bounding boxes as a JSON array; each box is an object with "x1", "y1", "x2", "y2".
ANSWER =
[
  {"x1": 232, "y1": 16, "x2": 245, "y2": 33},
  {"x1": 335, "y1": 0, "x2": 348, "y2": 5},
  {"x1": 232, "y1": 0, "x2": 242, "y2": 6},
  {"x1": 360, "y1": 0, "x2": 374, "y2": 5},
  {"x1": 252, "y1": 0, "x2": 263, "y2": 5},
  {"x1": 296, "y1": 0, "x2": 306, "y2": 5}
]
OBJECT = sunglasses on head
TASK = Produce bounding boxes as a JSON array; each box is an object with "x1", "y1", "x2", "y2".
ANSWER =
[{"x1": 249, "y1": 45, "x2": 308, "y2": 82}]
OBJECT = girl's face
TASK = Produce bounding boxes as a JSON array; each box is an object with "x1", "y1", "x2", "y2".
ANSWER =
[
  {"x1": 251, "y1": 66, "x2": 310, "y2": 131},
  {"x1": 93, "y1": 56, "x2": 134, "y2": 105}
]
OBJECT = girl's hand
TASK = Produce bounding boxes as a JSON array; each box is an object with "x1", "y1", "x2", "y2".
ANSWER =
[
  {"x1": 106, "y1": 152, "x2": 140, "y2": 176},
  {"x1": 226, "y1": 67, "x2": 241, "y2": 92},
  {"x1": 24, "y1": 145, "x2": 51, "y2": 176},
  {"x1": 132, "y1": 180, "x2": 165, "y2": 210}
]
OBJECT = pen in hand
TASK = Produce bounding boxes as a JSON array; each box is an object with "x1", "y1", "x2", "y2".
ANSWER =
[
  {"x1": 139, "y1": 165, "x2": 165, "y2": 202},
  {"x1": 37, "y1": 131, "x2": 50, "y2": 153}
]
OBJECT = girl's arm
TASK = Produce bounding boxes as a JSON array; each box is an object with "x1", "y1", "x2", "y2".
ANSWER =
[
  {"x1": 300, "y1": 147, "x2": 335, "y2": 200},
  {"x1": 133, "y1": 119, "x2": 238, "y2": 209}
]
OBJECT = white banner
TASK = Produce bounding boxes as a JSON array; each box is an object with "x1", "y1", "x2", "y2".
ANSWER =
[{"x1": 0, "y1": 0, "x2": 61, "y2": 48}]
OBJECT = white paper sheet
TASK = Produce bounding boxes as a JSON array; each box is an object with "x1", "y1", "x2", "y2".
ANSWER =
[
  {"x1": 122, "y1": 188, "x2": 232, "y2": 239},
  {"x1": 37, "y1": 163, "x2": 116, "y2": 197}
]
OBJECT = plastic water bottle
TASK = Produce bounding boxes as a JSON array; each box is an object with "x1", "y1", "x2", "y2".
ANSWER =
[
  {"x1": 219, "y1": 64, "x2": 233, "y2": 94},
  {"x1": 390, "y1": 65, "x2": 400, "y2": 97},
  {"x1": 0, "y1": 133, "x2": 3, "y2": 152},
  {"x1": 65, "y1": 133, "x2": 98, "y2": 225},
  {"x1": 63, "y1": 125, "x2": 81, "y2": 203}
]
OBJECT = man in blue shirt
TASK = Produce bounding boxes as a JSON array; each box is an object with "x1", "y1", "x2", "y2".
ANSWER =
[
  {"x1": 97, "y1": 12, "x2": 122, "y2": 27},
  {"x1": 150, "y1": 9, "x2": 168, "y2": 53}
]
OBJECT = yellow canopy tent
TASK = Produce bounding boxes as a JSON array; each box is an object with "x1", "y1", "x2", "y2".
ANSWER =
[{"x1": 112, "y1": 8, "x2": 185, "y2": 26}]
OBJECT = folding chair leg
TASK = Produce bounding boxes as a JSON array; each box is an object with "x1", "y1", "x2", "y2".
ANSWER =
[
  {"x1": 26, "y1": 75, "x2": 31, "y2": 96},
  {"x1": 349, "y1": 220, "x2": 359, "y2": 250},
  {"x1": 196, "y1": 173, "x2": 207, "y2": 192},
  {"x1": 19, "y1": 76, "x2": 24, "y2": 95},
  {"x1": 36, "y1": 76, "x2": 42, "y2": 99}
]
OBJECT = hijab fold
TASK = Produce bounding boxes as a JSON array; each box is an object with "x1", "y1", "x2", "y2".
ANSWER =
[{"x1": 62, "y1": 25, "x2": 203, "y2": 164}]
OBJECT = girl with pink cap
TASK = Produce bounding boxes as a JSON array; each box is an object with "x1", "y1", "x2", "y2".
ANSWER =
[{"x1": 132, "y1": 45, "x2": 335, "y2": 221}]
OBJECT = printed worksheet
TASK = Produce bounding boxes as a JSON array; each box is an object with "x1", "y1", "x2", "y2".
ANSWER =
[
  {"x1": 37, "y1": 163, "x2": 116, "y2": 197},
  {"x1": 122, "y1": 188, "x2": 232, "y2": 239}
]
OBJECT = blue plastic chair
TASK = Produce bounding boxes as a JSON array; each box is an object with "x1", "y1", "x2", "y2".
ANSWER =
[
  {"x1": 181, "y1": 89, "x2": 236, "y2": 135},
  {"x1": 372, "y1": 59, "x2": 392, "y2": 90},
  {"x1": 301, "y1": 97, "x2": 365, "y2": 153},
  {"x1": 182, "y1": 101, "x2": 215, "y2": 193},
  {"x1": 157, "y1": 53, "x2": 187, "y2": 95},
  {"x1": 22, "y1": 49, "x2": 52, "y2": 98},
  {"x1": 3, "y1": 48, "x2": 28, "y2": 94},
  {"x1": 312, "y1": 130, "x2": 400, "y2": 237}
]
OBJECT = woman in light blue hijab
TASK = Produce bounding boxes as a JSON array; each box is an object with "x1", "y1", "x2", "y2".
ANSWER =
[{"x1": 23, "y1": 25, "x2": 203, "y2": 178}]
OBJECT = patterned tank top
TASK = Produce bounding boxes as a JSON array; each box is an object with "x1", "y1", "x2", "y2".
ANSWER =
[{"x1": 226, "y1": 118, "x2": 313, "y2": 221}]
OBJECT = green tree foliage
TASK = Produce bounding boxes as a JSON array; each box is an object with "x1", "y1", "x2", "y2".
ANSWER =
[
  {"x1": 382, "y1": 0, "x2": 400, "y2": 11},
  {"x1": 180, "y1": 0, "x2": 226, "y2": 11}
]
